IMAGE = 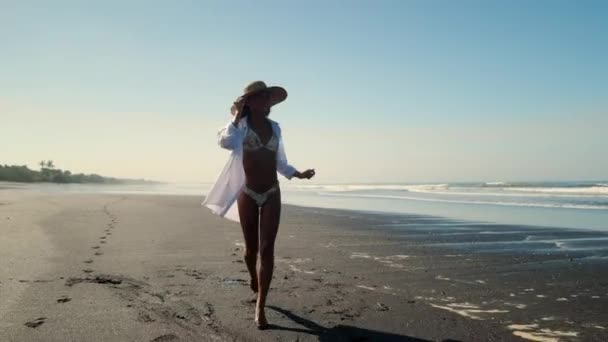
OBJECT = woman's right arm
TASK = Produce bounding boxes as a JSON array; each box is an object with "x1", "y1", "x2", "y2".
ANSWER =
[
  {"x1": 217, "y1": 120, "x2": 243, "y2": 150},
  {"x1": 218, "y1": 98, "x2": 246, "y2": 150},
  {"x1": 218, "y1": 99, "x2": 246, "y2": 150}
]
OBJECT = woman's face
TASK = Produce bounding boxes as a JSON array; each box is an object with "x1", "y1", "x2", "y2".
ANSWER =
[{"x1": 246, "y1": 91, "x2": 271, "y2": 115}]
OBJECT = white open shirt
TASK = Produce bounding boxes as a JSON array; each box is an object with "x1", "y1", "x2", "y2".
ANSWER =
[{"x1": 202, "y1": 118, "x2": 297, "y2": 223}]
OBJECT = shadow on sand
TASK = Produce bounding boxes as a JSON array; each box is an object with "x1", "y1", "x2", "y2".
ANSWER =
[{"x1": 267, "y1": 306, "x2": 462, "y2": 342}]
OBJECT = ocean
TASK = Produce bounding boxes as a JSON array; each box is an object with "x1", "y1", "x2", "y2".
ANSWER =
[
  {"x1": 13, "y1": 180, "x2": 607, "y2": 232},
  {"x1": 280, "y1": 181, "x2": 608, "y2": 231}
]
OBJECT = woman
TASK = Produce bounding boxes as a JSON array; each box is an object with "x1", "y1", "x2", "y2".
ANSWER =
[{"x1": 203, "y1": 81, "x2": 315, "y2": 329}]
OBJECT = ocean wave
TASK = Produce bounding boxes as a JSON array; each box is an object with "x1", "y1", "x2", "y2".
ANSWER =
[
  {"x1": 288, "y1": 184, "x2": 449, "y2": 192},
  {"x1": 403, "y1": 184, "x2": 449, "y2": 192},
  {"x1": 407, "y1": 184, "x2": 608, "y2": 196},
  {"x1": 482, "y1": 181, "x2": 510, "y2": 187},
  {"x1": 507, "y1": 186, "x2": 608, "y2": 196},
  {"x1": 402, "y1": 187, "x2": 608, "y2": 198},
  {"x1": 481, "y1": 181, "x2": 607, "y2": 187},
  {"x1": 318, "y1": 192, "x2": 608, "y2": 210},
  {"x1": 288, "y1": 182, "x2": 608, "y2": 197}
]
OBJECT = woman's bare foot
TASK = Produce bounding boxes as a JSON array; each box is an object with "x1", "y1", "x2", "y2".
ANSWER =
[{"x1": 255, "y1": 306, "x2": 268, "y2": 330}]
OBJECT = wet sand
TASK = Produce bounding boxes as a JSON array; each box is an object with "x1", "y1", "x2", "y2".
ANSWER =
[{"x1": 1, "y1": 190, "x2": 607, "y2": 341}]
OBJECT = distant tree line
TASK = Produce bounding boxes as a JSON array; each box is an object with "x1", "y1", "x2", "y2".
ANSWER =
[{"x1": 0, "y1": 160, "x2": 154, "y2": 184}]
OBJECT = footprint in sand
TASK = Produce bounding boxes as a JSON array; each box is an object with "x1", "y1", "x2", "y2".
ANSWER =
[
  {"x1": 94, "y1": 251, "x2": 103, "y2": 256},
  {"x1": 376, "y1": 302, "x2": 390, "y2": 311},
  {"x1": 99, "y1": 236, "x2": 106, "y2": 240},
  {"x1": 83, "y1": 259, "x2": 94, "y2": 264},
  {"x1": 83, "y1": 269, "x2": 94, "y2": 273},
  {"x1": 181, "y1": 268, "x2": 207, "y2": 280},
  {"x1": 100, "y1": 241, "x2": 106, "y2": 244},
  {"x1": 137, "y1": 311, "x2": 156, "y2": 323},
  {"x1": 150, "y1": 333, "x2": 179, "y2": 342},
  {"x1": 57, "y1": 296, "x2": 71, "y2": 303},
  {"x1": 64, "y1": 274, "x2": 125, "y2": 287},
  {"x1": 92, "y1": 246, "x2": 100, "y2": 249},
  {"x1": 24, "y1": 317, "x2": 46, "y2": 328},
  {"x1": 240, "y1": 298, "x2": 256, "y2": 306}
]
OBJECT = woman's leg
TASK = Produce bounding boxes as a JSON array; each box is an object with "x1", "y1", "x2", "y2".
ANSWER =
[
  {"x1": 256, "y1": 189, "x2": 281, "y2": 326},
  {"x1": 237, "y1": 192, "x2": 260, "y2": 293}
]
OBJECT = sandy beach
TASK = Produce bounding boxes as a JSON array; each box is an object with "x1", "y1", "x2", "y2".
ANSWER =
[{"x1": 1, "y1": 189, "x2": 607, "y2": 341}]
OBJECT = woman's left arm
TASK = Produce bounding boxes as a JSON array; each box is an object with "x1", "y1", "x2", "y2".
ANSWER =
[{"x1": 276, "y1": 124, "x2": 315, "y2": 180}]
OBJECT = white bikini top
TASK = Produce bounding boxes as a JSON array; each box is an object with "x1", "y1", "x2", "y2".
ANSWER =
[{"x1": 243, "y1": 127, "x2": 279, "y2": 152}]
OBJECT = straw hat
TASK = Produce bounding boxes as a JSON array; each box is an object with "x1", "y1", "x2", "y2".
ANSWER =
[{"x1": 231, "y1": 81, "x2": 288, "y2": 115}]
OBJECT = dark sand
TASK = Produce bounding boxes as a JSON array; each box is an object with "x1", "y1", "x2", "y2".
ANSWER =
[{"x1": 1, "y1": 191, "x2": 607, "y2": 341}]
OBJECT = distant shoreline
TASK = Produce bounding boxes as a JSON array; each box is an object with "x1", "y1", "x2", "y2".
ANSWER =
[
  {"x1": 0, "y1": 179, "x2": 161, "y2": 186},
  {"x1": 0, "y1": 163, "x2": 158, "y2": 185},
  {"x1": 0, "y1": 177, "x2": 159, "y2": 185}
]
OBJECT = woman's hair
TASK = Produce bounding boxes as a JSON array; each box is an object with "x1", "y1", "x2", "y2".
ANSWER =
[{"x1": 241, "y1": 105, "x2": 252, "y2": 119}]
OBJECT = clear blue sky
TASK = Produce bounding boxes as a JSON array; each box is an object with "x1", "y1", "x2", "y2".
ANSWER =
[{"x1": 1, "y1": 1, "x2": 607, "y2": 183}]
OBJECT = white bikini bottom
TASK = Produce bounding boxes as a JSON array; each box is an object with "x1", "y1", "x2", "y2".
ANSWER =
[{"x1": 242, "y1": 183, "x2": 279, "y2": 207}]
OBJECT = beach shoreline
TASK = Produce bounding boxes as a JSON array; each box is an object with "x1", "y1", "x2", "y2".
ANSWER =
[{"x1": 1, "y1": 190, "x2": 607, "y2": 341}]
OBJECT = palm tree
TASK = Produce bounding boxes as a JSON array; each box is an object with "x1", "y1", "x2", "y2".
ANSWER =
[
  {"x1": 39, "y1": 160, "x2": 45, "y2": 170},
  {"x1": 46, "y1": 160, "x2": 55, "y2": 169}
]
